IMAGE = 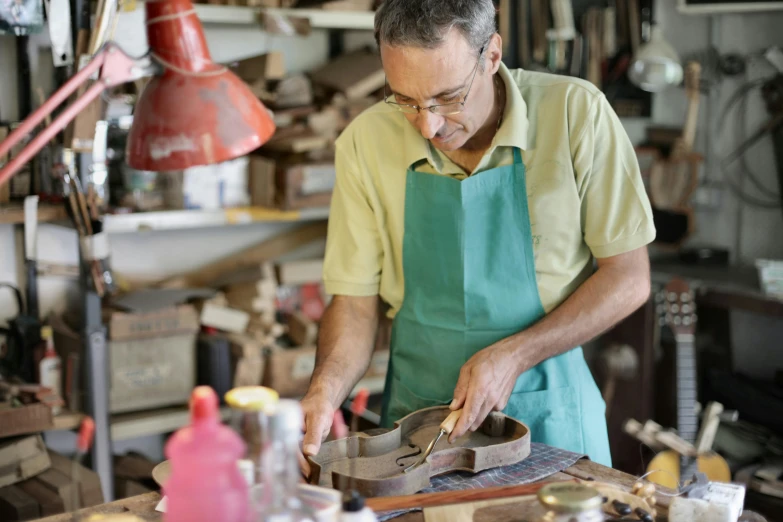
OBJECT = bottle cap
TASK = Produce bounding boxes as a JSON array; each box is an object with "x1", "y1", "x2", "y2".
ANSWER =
[
  {"x1": 224, "y1": 386, "x2": 279, "y2": 413},
  {"x1": 41, "y1": 326, "x2": 52, "y2": 340},
  {"x1": 342, "y1": 490, "x2": 365, "y2": 512},
  {"x1": 537, "y1": 482, "x2": 604, "y2": 513},
  {"x1": 268, "y1": 399, "x2": 302, "y2": 438},
  {"x1": 190, "y1": 386, "x2": 219, "y2": 422}
]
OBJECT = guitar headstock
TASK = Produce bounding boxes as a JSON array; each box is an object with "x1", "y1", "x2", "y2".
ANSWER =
[
  {"x1": 684, "y1": 61, "x2": 702, "y2": 102},
  {"x1": 655, "y1": 278, "x2": 697, "y2": 336}
]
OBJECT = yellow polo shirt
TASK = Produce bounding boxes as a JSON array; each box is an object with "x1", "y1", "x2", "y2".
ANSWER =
[{"x1": 323, "y1": 63, "x2": 655, "y2": 317}]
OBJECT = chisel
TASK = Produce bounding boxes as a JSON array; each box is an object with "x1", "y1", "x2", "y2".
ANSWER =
[{"x1": 404, "y1": 409, "x2": 462, "y2": 473}]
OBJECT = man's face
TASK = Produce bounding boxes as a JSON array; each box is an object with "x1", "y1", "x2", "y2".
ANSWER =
[{"x1": 381, "y1": 30, "x2": 501, "y2": 152}]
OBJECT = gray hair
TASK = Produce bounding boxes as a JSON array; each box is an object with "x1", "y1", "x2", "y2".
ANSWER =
[{"x1": 374, "y1": 0, "x2": 497, "y2": 52}]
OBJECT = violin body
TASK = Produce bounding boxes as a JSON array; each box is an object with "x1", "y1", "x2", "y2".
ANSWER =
[{"x1": 307, "y1": 406, "x2": 531, "y2": 497}]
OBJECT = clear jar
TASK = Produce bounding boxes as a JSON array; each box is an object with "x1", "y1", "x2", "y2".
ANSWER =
[
  {"x1": 225, "y1": 386, "x2": 279, "y2": 487},
  {"x1": 531, "y1": 482, "x2": 606, "y2": 522},
  {"x1": 257, "y1": 399, "x2": 316, "y2": 522}
]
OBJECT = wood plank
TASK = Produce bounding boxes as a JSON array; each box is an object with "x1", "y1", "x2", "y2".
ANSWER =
[
  {"x1": 0, "y1": 204, "x2": 69, "y2": 225},
  {"x1": 366, "y1": 481, "x2": 553, "y2": 512},
  {"x1": 34, "y1": 491, "x2": 162, "y2": 522}
]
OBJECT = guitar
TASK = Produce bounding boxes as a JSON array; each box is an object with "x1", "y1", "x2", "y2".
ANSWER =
[
  {"x1": 649, "y1": 62, "x2": 703, "y2": 212},
  {"x1": 644, "y1": 278, "x2": 731, "y2": 489}
]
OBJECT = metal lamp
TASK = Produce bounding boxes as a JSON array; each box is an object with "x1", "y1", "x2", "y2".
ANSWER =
[{"x1": 0, "y1": 0, "x2": 276, "y2": 186}]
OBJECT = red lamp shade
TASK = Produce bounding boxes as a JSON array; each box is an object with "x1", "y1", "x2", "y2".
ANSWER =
[{"x1": 125, "y1": 0, "x2": 275, "y2": 171}]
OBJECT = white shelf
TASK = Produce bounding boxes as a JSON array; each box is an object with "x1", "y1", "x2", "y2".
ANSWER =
[
  {"x1": 103, "y1": 206, "x2": 329, "y2": 234},
  {"x1": 100, "y1": 377, "x2": 381, "y2": 441},
  {"x1": 110, "y1": 406, "x2": 233, "y2": 441},
  {"x1": 193, "y1": 5, "x2": 376, "y2": 30}
]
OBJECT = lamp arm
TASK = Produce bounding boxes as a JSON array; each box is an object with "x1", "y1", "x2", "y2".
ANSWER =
[{"x1": 0, "y1": 44, "x2": 156, "y2": 190}]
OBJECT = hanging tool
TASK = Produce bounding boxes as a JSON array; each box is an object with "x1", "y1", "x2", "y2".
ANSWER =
[
  {"x1": 0, "y1": 283, "x2": 40, "y2": 382},
  {"x1": 404, "y1": 409, "x2": 462, "y2": 473}
]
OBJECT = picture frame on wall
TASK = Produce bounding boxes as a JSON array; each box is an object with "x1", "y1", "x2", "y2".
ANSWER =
[
  {"x1": 677, "y1": 0, "x2": 783, "y2": 14},
  {"x1": 0, "y1": 0, "x2": 44, "y2": 35}
]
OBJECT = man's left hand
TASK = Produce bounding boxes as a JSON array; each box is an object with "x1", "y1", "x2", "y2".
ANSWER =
[{"x1": 448, "y1": 340, "x2": 525, "y2": 442}]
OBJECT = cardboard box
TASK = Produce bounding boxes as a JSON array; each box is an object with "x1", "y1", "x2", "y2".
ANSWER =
[
  {"x1": 263, "y1": 345, "x2": 317, "y2": 398},
  {"x1": 276, "y1": 161, "x2": 335, "y2": 210}
]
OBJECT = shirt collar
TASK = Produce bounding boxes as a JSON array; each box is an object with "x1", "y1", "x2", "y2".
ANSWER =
[{"x1": 400, "y1": 62, "x2": 530, "y2": 171}]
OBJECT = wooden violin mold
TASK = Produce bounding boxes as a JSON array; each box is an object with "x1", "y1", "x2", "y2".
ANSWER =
[{"x1": 307, "y1": 406, "x2": 531, "y2": 497}]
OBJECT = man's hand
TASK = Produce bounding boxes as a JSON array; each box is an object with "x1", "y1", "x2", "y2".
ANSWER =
[
  {"x1": 448, "y1": 340, "x2": 524, "y2": 442},
  {"x1": 299, "y1": 391, "x2": 335, "y2": 477}
]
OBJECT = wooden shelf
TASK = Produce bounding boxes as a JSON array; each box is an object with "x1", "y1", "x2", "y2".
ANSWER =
[
  {"x1": 193, "y1": 5, "x2": 376, "y2": 30},
  {"x1": 0, "y1": 203, "x2": 69, "y2": 225}
]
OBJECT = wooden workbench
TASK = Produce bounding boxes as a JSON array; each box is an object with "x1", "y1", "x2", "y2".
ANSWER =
[{"x1": 33, "y1": 459, "x2": 671, "y2": 522}]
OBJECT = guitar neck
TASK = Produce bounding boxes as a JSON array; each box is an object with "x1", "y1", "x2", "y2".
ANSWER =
[
  {"x1": 676, "y1": 334, "x2": 698, "y2": 444},
  {"x1": 681, "y1": 96, "x2": 700, "y2": 153}
]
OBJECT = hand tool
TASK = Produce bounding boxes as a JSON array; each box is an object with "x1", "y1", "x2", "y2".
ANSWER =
[{"x1": 404, "y1": 409, "x2": 462, "y2": 473}]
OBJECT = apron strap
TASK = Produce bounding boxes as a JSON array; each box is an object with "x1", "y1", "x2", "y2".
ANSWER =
[{"x1": 512, "y1": 147, "x2": 523, "y2": 165}]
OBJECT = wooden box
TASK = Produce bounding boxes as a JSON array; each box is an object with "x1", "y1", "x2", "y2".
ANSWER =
[{"x1": 0, "y1": 403, "x2": 54, "y2": 439}]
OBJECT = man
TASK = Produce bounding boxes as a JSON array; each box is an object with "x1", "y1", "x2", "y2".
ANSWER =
[{"x1": 300, "y1": 0, "x2": 654, "y2": 470}]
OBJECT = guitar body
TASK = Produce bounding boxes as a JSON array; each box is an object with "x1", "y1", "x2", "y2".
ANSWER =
[{"x1": 647, "y1": 450, "x2": 731, "y2": 489}]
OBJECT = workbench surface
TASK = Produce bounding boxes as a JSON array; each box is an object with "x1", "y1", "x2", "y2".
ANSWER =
[{"x1": 33, "y1": 459, "x2": 670, "y2": 522}]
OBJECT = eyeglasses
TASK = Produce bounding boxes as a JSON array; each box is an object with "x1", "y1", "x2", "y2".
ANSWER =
[{"x1": 383, "y1": 46, "x2": 485, "y2": 116}]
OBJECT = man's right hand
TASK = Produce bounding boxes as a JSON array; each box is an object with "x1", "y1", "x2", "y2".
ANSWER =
[{"x1": 300, "y1": 391, "x2": 335, "y2": 460}]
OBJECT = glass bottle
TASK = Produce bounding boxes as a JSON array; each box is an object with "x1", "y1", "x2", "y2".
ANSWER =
[
  {"x1": 225, "y1": 386, "x2": 279, "y2": 487},
  {"x1": 257, "y1": 399, "x2": 316, "y2": 522},
  {"x1": 531, "y1": 482, "x2": 606, "y2": 522}
]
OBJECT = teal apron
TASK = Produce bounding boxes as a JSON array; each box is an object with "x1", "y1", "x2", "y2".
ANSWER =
[{"x1": 379, "y1": 148, "x2": 612, "y2": 467}]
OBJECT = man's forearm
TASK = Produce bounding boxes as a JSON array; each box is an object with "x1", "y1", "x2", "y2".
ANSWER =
[
  {"x1": 307, "y1": 295, "x2": 379, "y2": 407},
  {"x1": 507, "y1": 248, "x2": 651, "y2": 372}
]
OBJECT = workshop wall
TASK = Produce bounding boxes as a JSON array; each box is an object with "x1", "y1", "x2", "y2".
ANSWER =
[{"x1": 1, "y1": 0, "x2": 783, "y2": 383}]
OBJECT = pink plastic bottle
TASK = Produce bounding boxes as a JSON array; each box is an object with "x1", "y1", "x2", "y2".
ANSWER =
[{"x1": 164, "y1": 386, "x2": 250, "y2": 522}]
